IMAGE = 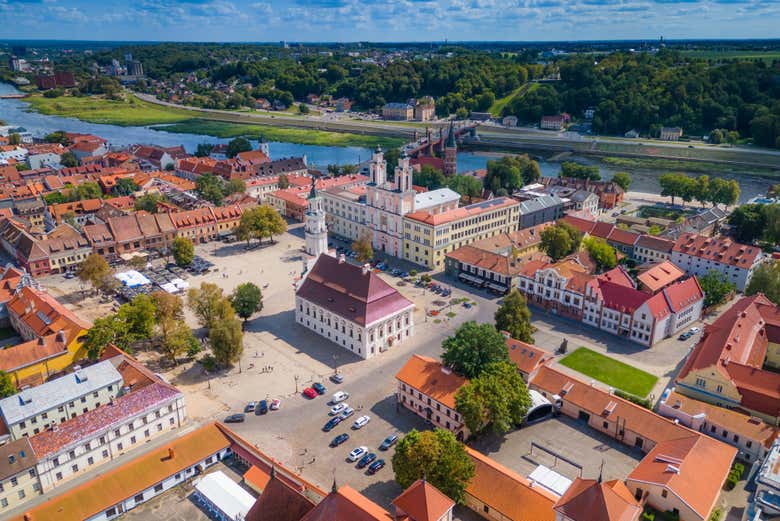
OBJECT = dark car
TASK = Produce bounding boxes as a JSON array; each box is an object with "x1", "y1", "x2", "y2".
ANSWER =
[
  {"x1": 224, "y1": 413, "x2": 245, "y2": 423},
  {"x1": 323, "y1": 416, "x2": 342, "y2": 432},
  {"x1": 312, "y1": 382, "x2": 327, "y2": 395},
  {"x1": 379, "y1": 434, "x2": 398, "y2": 451},
  {"x1": 257, "y1": 400, "x2": 268, "y2": 415},
  {"x1": 357, "y1": 452, "x2": 377, "y2": 469},
  {"x1": 330, "y1": 433, "x2": 350, "y2": 447},
  {"x1": 330, "y1": 374, "x2": 344, "y2": 384},
  {"x1": 367, "y1": 459, "x2": 385, "y2": 474}
]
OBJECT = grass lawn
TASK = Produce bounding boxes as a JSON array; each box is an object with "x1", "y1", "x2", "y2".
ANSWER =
[
  {"x1": 600, "y1": 155, "x2": 780, "y2": 178},
  {"x1": 637, "y1": 205, "x2": 692, "y2": 221},
  {"x1": 25, "y1": 94, "x2": 192, "y2": 126},
  {"x1": 680, "y1": 50, "x2": 780, "y2": 64},
  {"x1": 488, "y1": 83, "x2": 537, "y2": 117},
  {"x1": 156, "y1": 119, "x2": 406, "y2": 149},
  {"x1": 559, "y1": 347, "x2": 658, "y2": 397}
]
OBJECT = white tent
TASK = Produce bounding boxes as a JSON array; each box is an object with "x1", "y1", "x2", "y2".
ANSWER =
[
  {"x1": 114, "y1": 270, "x2": 151, "y2": 288},
  {"x1": 160, "y1": 282, "x2": 179, "y2": 294},
  {"x1": 528, "y1": 465, "x2": 572, "y2": 497},
  {"x1": 194, "y1": 471, "x2": 255, "y2": 521},
  {"x1": 171, "y1": 278, "x2": 189, "y2": 290}
]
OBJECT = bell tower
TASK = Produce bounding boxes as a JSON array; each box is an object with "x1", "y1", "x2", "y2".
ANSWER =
[
  {"x1": 304, "y1": 177, "x2": 328, "y2": 258},
  {"x1": 443, "y1": 120, "x2": 457, "y2": 177}
]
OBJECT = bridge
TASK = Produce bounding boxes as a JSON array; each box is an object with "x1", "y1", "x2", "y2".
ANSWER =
[
  {"x1": 0, "y1": 94, "x2": 28, "y2": 99},
  {"x1": 405, "y1": 123, "x2": 477, "y2": 158}
]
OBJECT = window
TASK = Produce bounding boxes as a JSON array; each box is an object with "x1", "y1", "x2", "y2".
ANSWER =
[
  {"x1": 117, "y1": 443, "x2": 123, "y2": 451},
  {"x1": 71, "y1": 464, "x2": 78, "y2": 473},
  {"x1": 17, "y1": 490, "x2": 24, "y2": 500},
  {"x1": 130, "y1": 436, "x2": 136, "y2": 444},
  {"x1": 603, "y1": 421, "x2": 609, "y2": 429},
  {"x1": 56, "y1": 472, "x2": 63, "y2": 481},
  {"x1": 134, "y1": 494, "x2": 144, "y2": 503},
  {"x1": 154, "y1": 484, "x2": 163, "y2": 493},
  {"x1": 88, "y1": 457, "x2": 94, "y2": 465},
  {"x1": 28, "y1": 469, "x2": 35, "y2": 478},
  {"x1": 105, "y1": 507, "x2": 117, "y2": 517},
  {"x1": 483, "y1": 505, "x2": 490, "y2": 513},
  {"x1": 1, "y1": 498, "x2": 7, "y2": 508},
  {"x1": 102, "y1": 450, "x2": 109, "y2": 458},
  {"x1": 695, "y1": 378, "x2": 706, "y2": 388},
  {"x1": 10, "y1": 477, "x2": 17, "y2": 487},
  {"x1": 747, "y1": 441, "x2": 753, "y2": 449},
  {"x1": 661, "y1": 490, "x2": 668, "y2": 498}
]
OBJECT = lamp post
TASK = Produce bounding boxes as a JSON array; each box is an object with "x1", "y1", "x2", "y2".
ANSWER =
[{"x1": 294, "y1": 374, "x2": 300, "y2": 394}]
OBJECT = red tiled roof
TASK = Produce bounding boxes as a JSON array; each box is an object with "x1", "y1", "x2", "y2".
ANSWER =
[
  {"x1": 391, "y1": 479, "x2": 454, "y2": 521},
  {"x1": 559, "y1": 215, "x2": 596, "y2": 235},
  {"x1": 554, "y1": 478, "x2": 641, "y2": 521},
  {"x1": 662, "y1": 277, "x2": 704, "y2": 313},
  {"x1": 607, "y1": 227, "x2": 640, "y2": 246},
  {"x1": 638, "y1": 261, "x2": 685, "y2": 293},
  {"x1": 245, "y1": 472, "x2": 316, "y2": 521},
  {"x1": 0, "y1": 333, "x2": 70, "y2": 373},
  {"x1": 301, "y1": 486, "x2": 391, "y2": 521},
  {"x1": 635, "y1": 235, "x2": 674, "y2": 253},
  {"x1": 6, "y1": 285, "x2": 90, "y2": 337},
  {"x1": 405, "y1": 197, "x2": 518, "y2": 227},
  {"x1": 395, "y1": 355, "x2": 468, "y2": 410},
  {"x1": 673, "y1": 233, "x2": 763, "y2": 269},
  {"x1": 506, "y1": 338, "x2": 552, "y2": 376}
]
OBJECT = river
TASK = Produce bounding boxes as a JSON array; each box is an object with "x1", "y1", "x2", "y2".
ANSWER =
[{"x1": 0, "y1": 83, "x2": 771, "y2": 202}]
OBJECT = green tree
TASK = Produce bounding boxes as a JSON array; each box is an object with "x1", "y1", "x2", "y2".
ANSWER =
[
  {"x1": 298, "y1": 103, "x2": 310, "y2": 114},
  {"x1": 728, "y1": 204, "x2": 766, "y2": 243},
  {"x1": 0, "y1": 371, "x2": 16, "y2": 398},
  {"x1": 195, "y1": 143, "x2": 214, "y2": 157},
  {"x1": 442, "y1": 321, "x2": 509, "y2": 379},
  {"x1": 763, "y1": 204, "x2": 780, "y2": 246},
  {"x1": 699, "y1": 271, "x2": 736, "y2": 308},
  {"x1": 44, "y1": 131, "x2": 68, "y2": 144},
  {"x1": 209, "y1": 299, "x2": 244, "y2": 367},
  {"x1": 226, "y1": 137, "x2": 252, "y2": 158},
  {"x1": 709, "y1": 129, "x2": 724, "y2": 144},
  {"x1": 351, "y1": 233, "x2": 374, "y2": 263},
  {"x1": 539, "y1": 222, "x2": 582, "y2": 261},
  {"x1": 8, "y1": 133, "x2": 21, "y2": 146},
  {"x1": 187, "y1": 282, "x2": 225, "y2": 329},
  {"x1": 134, "y1": 193, "x2": 162, "y2": 213},
  {"x1": 447, "y1": 175, "x2": 483, "y2": 203},
  {"x1": 455, "y1": 360, "x2": 532, "y2": 435},
  {"x1": 583, "y1": 237, "x2": 617, "y2": 272},
  {"x1": 117, "y1": 294, "x2": 157, "y2": 339},
  {"x1": 560, "y1": 162, "x2": 601, "y2": 181},
  {"x1": 229, "y1": 282, "x2": 263, "y2": 324},
  {"x1": 483, "y1": 155, "x2": 540, "y2": 194},
  {"x1": 71, "y1": 182, "x2": 102, "y2": 201},
  {"x1": 392, "y1": 429, "x2": 475, "y2": 504},
  {"x1": 611, "y1": 172, "x2": 631, "y2": 191},
  {"x1": 78, "y1": 253, "x2": 112, "y2": 293},
  {"x1": 413, "y1": 165, "x2": 446, "y2": 190},
  {"x1": 83, "y1": 314, "x2": 133, "y2": 359},
  {"x1": 746, "y1": 262, "x2": 780, "y2": 306},
  {"x1": 60, "y1": 151, "x2": 78, "y2": 168},
  {"x1": 195, "y1": 173, "x2": 224, "y2": 206},
  {"x1": 226, "y1": 178, "x2": 246, "y2": 195},
  {"x1": 256, "y1": 205, "x2": 287, "y2": 242},
  {"x1": 172, "y1": 237, "x2": 194, "y2": 267},
  {"x1": 494, "y1": 288, "x2": 534, "y2": 343},
  {"x1": 112, "y1": 177, "x2": 138, "y2": 196},
  {"x1": 159, "y1": 318, "x2": 199, "y2": 364}
]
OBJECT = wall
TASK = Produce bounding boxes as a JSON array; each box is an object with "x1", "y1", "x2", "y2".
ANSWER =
[
  {"x1": 0, "y1": 465, "x2": 41, "y2": 512},
  {"x1": 626, "y1": 481, "x2": 705, "y2": 521}
]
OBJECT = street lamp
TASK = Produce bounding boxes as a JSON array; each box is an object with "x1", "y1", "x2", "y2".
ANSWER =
[{"x1": 294, "y1": 374, "x2": 300, "y2": 393}]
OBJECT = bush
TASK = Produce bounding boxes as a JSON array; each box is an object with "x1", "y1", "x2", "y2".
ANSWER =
[
  {"x1": 724, "y1": 474, "x2": 738, "y2": 490},
  {"x1": 642, "y1": 511, "x2": 656, "y2": 521},
  {"x1": 733, "y1": 462, "x2": 745, "y2": 477},
  {"x1": 614, "y1": 389, "x2": 652, "y2": 409},
  {"x1": 709, "y1": 508, "x2": 723, "y2": 521},
  {"x1": 200, "y1": 354, "x2": 218, "y2": 372}
]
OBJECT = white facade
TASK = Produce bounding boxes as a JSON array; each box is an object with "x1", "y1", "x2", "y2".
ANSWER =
[
  {"x1": 27, "y1": 152, "x2": 61, "y2": 170},
  {"x1": 0, "y1": 146, "x2": 27, "y2": 164},
  {"x1": 365, "y1": 148, "x2": 416, "y2": 257},
  {"x1": 396, "y1": 380, "x2": 467, "y2": 440},
  {"x1": 304, "y1": 181, "x2": 328, "y2": 258},
  {"x1": 671, "y1": 249, "x2": 764, "y2": 291},
  {"x1": 295, "y1": 295, "x2": 413, "y2": 360},
  {"x1": 322, "y1": 188, "x2": 369, "y2": 242}
]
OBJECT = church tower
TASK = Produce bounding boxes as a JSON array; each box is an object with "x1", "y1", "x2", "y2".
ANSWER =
[
  {"x1": 369, "y1": 145, "x2": 387, "y2": 186},
  {"x1": 395, "y1": 150, "x2": 413, "y2": 193},
  {"x1": 304, "y1": 177, "x2": 328, "y2": 258},
  {"x1": 443, "y1": 120, "x2": 457, "y2": 177}
]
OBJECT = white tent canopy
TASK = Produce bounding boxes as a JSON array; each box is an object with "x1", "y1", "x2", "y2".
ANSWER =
[
  {"x1": 194, "y1": 471, "x2": 255, "y2": 521},
  {"x1": 114, "y1": 270, "x2": 151, "y2": 288},
  {"x1": 528, "y1": 464, "x2": 572, "y2": 497}
]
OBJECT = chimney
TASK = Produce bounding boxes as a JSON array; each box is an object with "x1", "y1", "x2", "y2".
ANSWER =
[
  {"x1": 362, "y1": 263, "x2": 370, "y2": 275},
  {"x1": 37, "y1": 337, "x2": 45, "y2": 346},
  {"x1": 338, "y1": 254, "x2": 346, "y2": 264},
  {"x1": 56, "y1": 330, "x2": 66, "y2": 343},
  {"x1": 168, "y1": 448, "x2": 174, "y2": 460}
]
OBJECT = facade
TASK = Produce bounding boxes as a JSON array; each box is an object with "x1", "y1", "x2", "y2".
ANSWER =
[
  {"x1": 752, "y1": 439, "x2": 780, "y2": 519},
  {"x1": 443, "y1": 121, "x2": 457, "y2": 177},
  {"x1": 634, "y1": 235, "x2": 675, "y2": 265},
  {"x1": 38, "y1": 224, "x2": 92, "y2": 274},
  {"x1": 295, "y1": 254, "x2": 414, "y2": 360},
  {"x1": 660, "y1": 127, "x2": 683, "y2": 141},
  {"x1": 322, "y1": 185, "x2": 369, "y2": 242},
  {"x1": 541, "y1": 115, "x2": 566, "y2": 130},
  {"x1": 382, "y1": 103, "x2": 414, "y2": 121},
  {"x1": 671, "y1": 233, "x2": 765, "y2": 291},
  {"x1": 0, "y1": 438, "x2": 39, "y2": 512},
  {"x1": 304, "y1": 179, "x2": 328, "y2": 258},
  {"x1": 517, "y1": 195, "x2": 565, "y2": 229},
  {"x1": 414, "y1": 98, "x2": 436, "y2": 122}
]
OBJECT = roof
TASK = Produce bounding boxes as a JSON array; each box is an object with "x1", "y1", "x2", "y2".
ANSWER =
[
  {"x1": 446, "y1": 246, "x2": 520, "y2": 277},
  {"x1": 517, "y1": 195, "x2": 564, "y2": 216},
  {"x1": 12, "y1": 423, "x2": 231, "y2": 521},
  {"x1": 662, "y1": 276, "x2": 704, "y2": 313},
  {"x1": 300, "y1": 485, "x2": 392, "y2": 521},
  {"x1": 413, "y1": 188, "x2": 460, "y2": 210},
  {"x1": 627, "y1": 435, "x2": 736, "y2": 519},
  {"x1": 296, "y1": 255, "x2": 413, "y2": 327},
  {"x1": 28, "y1": 382, "x2": 181, "y2": 459},
  {"x1": 606, "y1": 227, "x2": 640, "y2": 247},
  {"x1": 0, "y1": 333, "x2": 70, "y2": 373},
  {"x1": 635, "y1": 234, "x2": 675, "y2": 253},
  {"x1": 395, "y1": 355, "x2": 468, "y2": 410},
  {"x1": 245, "y1": 470, "x2": 316, "y2": 521},
  {"x1": 638, "y1": 261, "x2": 685, "y2": 293},
  {"x1": 465, "y1": 446, "x2": 557, "y2": 521},
  {"x1": 506, "y1": 338, "x2": 552, "y2": 376},
  {"x1": 0, "y1": 438, "x2": 37, "y2": 481},
  {"x1": 391, "y1": 479, "x2": 454, "y2": 521},
  {"x1": 553, "y1": 478, "x2": 641, "y2": 521},
  {"x1": 6, "y1": 285, "x2": 90, "y2": 337},
  {"x1": 673, "y1": 233, "x2": 763, "y2": 269},
  {"x1": 0, "y1": 360, "x2": 121, "y2": 426},
  {"x1": 405, "y1": 197, "x2": 519, "y2": 227},
  {"x1": 195, "y1": 470, "x2": 256, "y2": 521}
]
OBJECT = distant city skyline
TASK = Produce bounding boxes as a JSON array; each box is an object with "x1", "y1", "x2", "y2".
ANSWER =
[{"x1": 0, "y1": 0, "x2": 778, "y2": 42}]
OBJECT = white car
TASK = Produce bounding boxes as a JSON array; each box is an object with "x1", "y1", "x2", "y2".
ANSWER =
[
  {"x1": 339, "y1": 407, "x2": 355, "y2": 420},
  {"x1": 330, "y1": 403, "x2": 349, "y2": 416},
  {"x1": 331, "y1": 391, "x2": 350, "y2": 404},
  {"x1": 689, "y1": 327, "x2": 701, "y2": 334},
  {"x1": 348, "y1": 446, "x2": 368, "y2": 462},
  {"x1": 352, "y1": 415, "x2": 371, "y2": 429}
]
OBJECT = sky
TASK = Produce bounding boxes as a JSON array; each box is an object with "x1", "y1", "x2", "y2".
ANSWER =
[{"x1": 0, "y1": 0, "x2": 778, "y2": 42}]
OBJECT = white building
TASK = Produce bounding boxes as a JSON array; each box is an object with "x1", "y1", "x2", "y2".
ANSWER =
[
  {"x1": 322, "y1": 185, "x2": 369, "y2": 242},
  {"x1": 671, "y1": 233, "x2": 765, "y2": 291},
  {"x1": 303, "y1": 178, "x2": 328, "y2": 258},
  {"x1": 295, "y1": 254, "x2": 414, "y2": 359},
  {"x1": 0, "y1": 146, "x2": 28, "y2": 164}
]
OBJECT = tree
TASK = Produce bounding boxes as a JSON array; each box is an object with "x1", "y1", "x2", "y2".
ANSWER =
[
  {"x1": 159, "y1": 318, "x2": 199, "y2": 364},
  {"x1": 709, "y1": 129, "x2": 724, "y2": 144},
  {"x1": 728, "y1": 204, "x2": 766, "y2": 243},
  {"x1": 483, "y1": 155, "x2": 540, "y2": 194},
  {"x1": 230, "y1": 282, "x2": 263, "y2": 324},
  {"x1": 352, "y1": 233, "x2": 374, "y2": 263},
  {"x1": 447, "y1": 175, "x2": 482, "y2": 203},
  {"x1": 763, "y1": 204, "x2": 780, "y2": 246},
  {"x1": 83, "y1": 314, "x2": 134, "y2": 359},
  {"x1": 60, "y1": 151, "x2": 78, "y2": 168},
  {"x1": 539, "y1": 222, "x2": 582, "y2": 261},
  {"x1": 209, "y1": 300, "x2": 244, "y2": 367},
  {"x1": 112, "y1": 177, "x2": 138, "y2": 196},
  {"x1": 392, "y1": 429, "x2": 475, "y2": 504},
  {"x1": 195, "y1": 143, "x2": 214, "y2": 157},
  {"x1": 8, "y1": 133, "x2": 21, "y2": 146},
  {"x1": 45, "y1": 131, "x2": 69, "y2": 144},
  {"x1": 172, "y1": 237, "x2": 194, "y2": 267},
  {"x1": 583, "y1": 237, "x2": 617, "y2": 272},
  {"x1": 455, "y1": 361, "x2": 532, "y2": 435},
  {"x1": 134, "y1": 193, "x2": 162, "y2": 213},
  {"x1": 298, "y1": 103, "x2": 310, "y2": 114},
  {"x1": 117, "y1": 294, "x2": 157, "y2": 339},
  {"x1": 188, "y1": 282, "x2": 225, "y2": 329},
  {"x1": 442, "y1": 321, "x2": 509, "y2": 379},
  {"x1": 746, "y1": 262, "x2": 780, "y2": 306},
  {"x1": 413, "y1": 165, "x2": 446, "y2": 190},
  {"x1": 196, "y1": 173, "x2": 224, "y2": 206},
  {"x1": 494, "y1": 289, "x2": 534, "y2": 343},
  {"x1": 78, "y1": 253, "x2": 112, "y2": 293},
  {"x1": 0, "y1": 371, "x2": 16, "y2": 398},
  {"x1": 612, "y1": 172, "x2": 631, "y2": 191},
  {"x1": 226, "y1": 178, "x2": 246, "y2": 195},
  {"x1": 278, "y1": 174, "x2": 289, "y2": 189},
  {"x1": 256, "y1": 205, "x2": 287, "y2": 242},
  {"x1": 226, "y1": 137, "x2": 252, "y2": 158},
  {"x1": 153, "y1": 291, "x2": 184, "y2": 323},
  {"x1": 699, "y1": 271, "x2": 736, "y2": 308},
  {"x1": 560, "y1": 162, "x2": 601, "y2": 181}
]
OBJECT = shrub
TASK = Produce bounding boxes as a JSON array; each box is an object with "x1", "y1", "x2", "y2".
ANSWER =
[
  {"x1": 614, "y1": 389, "x2": 652, "y2": 409},
  {"x1": 724, "y1": 474, "x2": 738, "y2": 490},
  {"x1": 642, "y1": 512, "x2": 656, "y2": 521},
  {"x1": 709, "y1": 508, "x2": 723, "y2": 521}
]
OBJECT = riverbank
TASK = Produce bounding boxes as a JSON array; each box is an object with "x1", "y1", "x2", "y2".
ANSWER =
[
  {"x1": 601, "y1": 153, "x2": 780, "y2": 179},
  {"x1": 25, "y1": 94, "x2": 192, "y2": 126}
]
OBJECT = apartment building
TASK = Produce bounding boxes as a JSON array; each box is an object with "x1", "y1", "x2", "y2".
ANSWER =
[
  {"x1": 0, "y1": 439, "x2": 39, "y2": 512},
  {"x1": 37, "y1": 224, "x2": 92, "y2": 274},
  {"x1": 671, "y1": 233, "x2": 765, "y2": 291},
  {"x1": 395, "y1": 354, "x2": 469, "y2": 441},
  {"x1": 322, "y1": 185, "x2": 369, "y2": 242},
  {"x1": 0, "y1": 361, "x2": 122, "y2": 440}
]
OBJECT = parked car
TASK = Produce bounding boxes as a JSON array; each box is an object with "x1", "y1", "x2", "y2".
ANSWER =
[
  {"x1": 331, "y1": 391, "x2": 350, "y2": 404},
  {"x1": 224, "y1": 413, "x2": 245, "y2": 423},
  {"x1": 352, "y1": 415, "x2": 371, "y2": 429},
  {"x1": 379, "y1": 434, "x2": 398, "y2": 451},
  {"x1": 367, "y1": 459, "x2": 386, "y2": 474},
  {"x1": 303, "y1": 388, "x2": 318, "y2": 399},
  {"x1": 323, "y1": 416, "x2": 342, "y2": 432},
  {"x1": 330, "y1": 403, "x2": 349, "y2": 416},
  {"x1": 330, "y1": 374, "x2": 344, "y2": 384},
  {"x1": 330, "y1": 433, "x2": 349, "y2": 447},
  {"x1": 270, "y1": 399, "x2": 281, "y2": 411},
  {"x1": 678, "y1": 331, "x2": 692, "y2": 341},
  {"x1": 244, "y1": 401, "x2": 257, "y2": 413},
  {"x1": 689, "y1": 326, "x2": 701, "y2": 334},
  {"x1": 339, "y1": 407, "x2": 355, "y2": 420},
  {"x1": 312, "y1": 382, "x2": 327, "y2": 395},
  {"x1": 257, "y1": 400, "x2": 268, "y2": 415},
  {"x1": 463, "y1": 302, "x2": 472, "y2": 309},
  {"x1": 357, "y1": 452, "x2": 377, "y2": 469},
  {"x1": 348, "y1": 446, "x2": 368, "y2": 462}
]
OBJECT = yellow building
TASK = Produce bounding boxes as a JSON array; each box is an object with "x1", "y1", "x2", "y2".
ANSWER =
[
  {"x1": 0, "y1": 438, "x2": 41, "y2": 511},
  {"x1": 402, "y1": 197, "x2": 521, "y2": 270},
  {"x1": 0, "y1": 286, "x2": 90, "y2": 387}
]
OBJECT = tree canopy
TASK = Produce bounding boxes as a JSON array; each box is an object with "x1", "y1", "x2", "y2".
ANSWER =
[
  {"x1": 226, "y1": 137, "x2": 252, "y2": 158},
  {"x1": 494, "y1": 288, "x2": 534, "y2": 343},
  {"x1": 442, "y1": 322, "x2": 509, "y2": 379},
  {"x1": 235, "y1": 205, "x2": 288, "y2": 245},
  {"x1": 351, "y1": 233, "x2": 374, "y2": 263},
  {"x1": 611, "y1": 172, "x2": 631, "y2": 191},
  {"x1": 746, "y1": 262, "x2": 780, "y2": 306},
  {"x1": 540, "y1": 222, "x2": 582, "y2": 261},
  {"x1": 0, "y1": 371, "x2": 16, "y2": 399},
  {"x1": 583, "y1": 236, "x2": 617, "y2": 272},
  {"x1": 172, "y1": 237, "x2": 195, "y2": 267},
  {"x1": 560, "y1": 162, "x2": 600, "y2": 181},
  {"x1": 728, "y1": 204, "x2": 779, "y2": 244},
  {"x1": 230, "y1": 282, "x2": 263, "y2": 323},
  {"x1": 78, "y1": 253, "x2": 112, "y2": 293},
  {"x1": 483, "y1": 154, "x2": 541, "y2": 195},
  {"x1": 699, "y1": 270, "x2": 736, "y2": 308},
  {"x1": 188, "y1": 282, "x2": 225, "y2": 329}
]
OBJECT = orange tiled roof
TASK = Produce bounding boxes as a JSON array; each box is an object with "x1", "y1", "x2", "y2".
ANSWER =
[
  {"x1": 300, "y1": 485, "x2": 392, "y2": 521},
  {"x1": 405, "y1": 197, "x2": 519, "y2": 227},
  {"x1": 673, "y1": 233, "x2": 763, "y2": 269},
  {"x1": 0, "y1": 333, "x2": 70, "y2": 373},
  {"x1": 6, "y1": 285, "x2": 90, "y2": 337},
  {"x1": 637, "y1": 261, "x2": 685, "y2": 293},
  {"x1": 391, "y1": 479, "x2": 454, "y2": 521},
  {"x1": 506, "y1": 338, "x2": 552, "y2": 376},
  {"x1": 554, "y1": 478, "x2": 642, "y2": 521},
  {"x1": 395, "y1": 355, "x2": 468, "y2": 409},
  {"x1": 245, "y1": 471, "x2": 316, "y2": 521}
]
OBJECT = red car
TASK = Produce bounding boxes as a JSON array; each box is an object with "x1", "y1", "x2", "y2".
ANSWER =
[{"x1": 303, "y1": 387, "x2": 318, "y2": 399}]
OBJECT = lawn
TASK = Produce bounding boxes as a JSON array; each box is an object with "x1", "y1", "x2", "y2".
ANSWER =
[
  {"x1": 680, "y1": 49, "x2": 780, "y2": 64},
  {"x1": 488, "y1": 83, "x2": 537, "y2": 117},
  {"x1": 156, "y1": 119, "x2": 405, "y2": 149},
  {"x1": 25, "y1": 94, "x2": 192, "y2": 126},
  {"x1": 559, "y1": 347, "x2": 658, "y2": 397},
  {"x1": 636, "y1": 205, "x2": 692, "y2": 221},
  {"x1": 600, "y1": 155, "x2": 780, "y2": 178}
]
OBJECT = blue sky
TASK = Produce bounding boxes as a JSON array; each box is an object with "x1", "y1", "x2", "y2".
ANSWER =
[{"x1": 0, "y1": 0, "x2": 778, "y2": 41}]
